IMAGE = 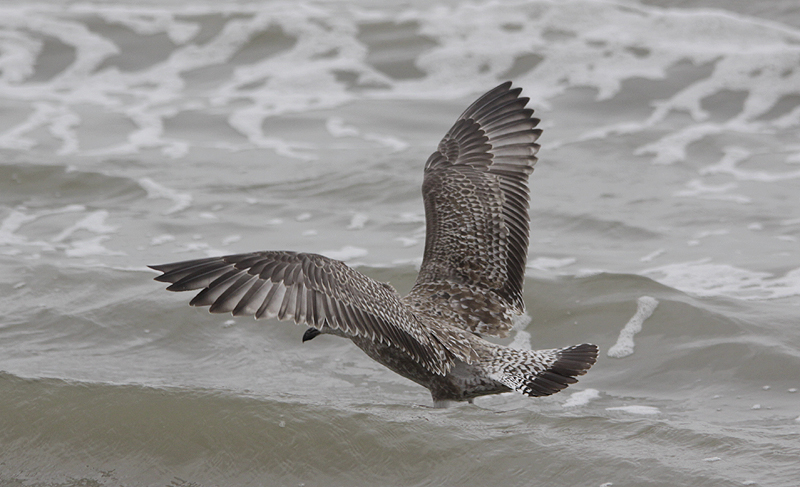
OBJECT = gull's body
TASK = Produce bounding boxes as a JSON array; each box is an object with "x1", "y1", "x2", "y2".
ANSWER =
[{"x1": 151, "y1": 82, "x2": 598, "y2": 407}]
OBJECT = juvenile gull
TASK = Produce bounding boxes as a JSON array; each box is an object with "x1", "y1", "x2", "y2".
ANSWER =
[{"x1": 150, "y1": 82, "x2": 598, "y2": 407}]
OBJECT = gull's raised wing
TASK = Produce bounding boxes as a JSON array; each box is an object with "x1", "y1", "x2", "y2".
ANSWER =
[{"x1": 407, "y1": 82, "x2": 541, "y2": 337}]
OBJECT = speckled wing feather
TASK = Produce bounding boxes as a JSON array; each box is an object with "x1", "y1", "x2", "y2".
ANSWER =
[
  {"x1": 150, "y1": 251, "x2": 477, "y2": 375},
  {"x1": 407, "y1": 82, "x2": 541, "y2": 337}
]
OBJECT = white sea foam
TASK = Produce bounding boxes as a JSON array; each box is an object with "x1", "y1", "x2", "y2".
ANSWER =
[
  {"x1": 527, "y1": 257, "x2": 577, "y2": 271},
  {"x1": 64, "y1": 235, "x2": 125, "y2": 257},
  {"x1": 700, "y1": 147, "x2": 800, "y2": 182},
  {"x1": 692, "y1": 229, "x2": 730, "y2": 240},
  {"x1": 347, "y1": 213, "x2": 369, "y2": 230},
  {"x1": 606, "y1": 405, "x2": 661, "y2": 415},
  {"x1": 575, "y1": 269, "x2": 605, "y2": 278},
  {"x1": 643, "y1": 260, "x2": 800, "y2": 300},
  {"x1": 563, "y1": 388, "x2": 600, "y2": 408},
  {"x1": 222, "y1": 235, "x2": 241, "y2": 245},
  {"x1": 395, "y1": 237, "x2": 419, "y2": 248},
  {"x1": 0, "y1": 1, "x2": 795, "y2": 165},
  {"x1": 0, "y1": 210, "x2": 40, "y2": 246},
  {"x1": 174, "y1": 241, "x2": 227, "y2": 257},
  {"x1": 362, "y1": 133, "x2": 409, "y2": 152},
  {"x1": 396, "y1": 213, "x2": 425, "y2": 224},
  {"x1": 512, "y1": 313, "x2": 531, "y2": 329},
  {"x1": 0, "y1": 205, "x2": 85, "y2": 250},
  {"x1": 150, "y1": 234, "x2": 175, "y2": 246},
  {"x1": 326, "y1": 117, "x2": 360, "y2": 138},
  {"x1": 52, "y1": 210, "x2": 117, "y2": 243},
  {"x1": 320, "y1": 245, "x2": 368, "y2": 261},
  {"x1": 673, "y1": 179, "x2": 751, "y2": 204},
  {"x1": 508, "y1": 315, "x2": 532, "y2": 350},
  {"x1": 607, "y1": 296, "x2": 659, "y2": 358},
  {"x1": 138, "y1": 178, "x2": 192, "y2": 215},
  {"x1": 508, "y1": 329, "x2": 532, "y2": 351},
  {"x1": 634, "y1": 124, "x2": 724, "y2": 165},
  {"x1": 639, "y1": 249, "x2": 665, "y2": 263}
]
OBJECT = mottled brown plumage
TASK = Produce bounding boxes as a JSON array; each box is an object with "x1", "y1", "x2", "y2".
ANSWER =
[{"x1": 150, "y1": 82, "x2": 598, "y2": 407}]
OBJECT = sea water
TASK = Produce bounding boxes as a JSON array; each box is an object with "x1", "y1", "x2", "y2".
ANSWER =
[{"x1": 1, "y1": 1, "x2": 799, "y2": 485}]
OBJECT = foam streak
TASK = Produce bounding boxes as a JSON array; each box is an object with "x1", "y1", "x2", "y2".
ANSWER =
[{"x1": 607, "y1": 296, "x2": 658, "y2": 358}]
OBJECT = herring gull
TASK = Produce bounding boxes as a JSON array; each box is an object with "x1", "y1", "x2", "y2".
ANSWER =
[{"x1": 150, "y1": 82, "x2": 598, "y2": 407}]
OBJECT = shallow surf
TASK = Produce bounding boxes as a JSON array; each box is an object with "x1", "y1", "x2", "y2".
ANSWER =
[{"x1": 1, "y1": 1, "x2": 799, "y2": 485}]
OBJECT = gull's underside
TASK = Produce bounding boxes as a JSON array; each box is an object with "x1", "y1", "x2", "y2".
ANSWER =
[{"x1": 150, "y1": 82, "x2": 598, "y2": 406}]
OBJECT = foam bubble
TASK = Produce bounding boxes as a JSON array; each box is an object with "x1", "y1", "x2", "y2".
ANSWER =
[
  {"x1": 150, "y1": 234, "x2": 175, "y2": 246},
  {"x1": 222, "y1": 235, "x2": 241, "y2": 245},
  {"x1": 527, "y1": 257, "x2": 577, "y2": 271},
  {"x1": 396, "y1": 213, "x2": 424, "y2": 223},
  {"x1": 700, "y1": 147, "x2": 800, "y2": 182},
  {"x1": 563, "y1": 388, "x2": 600, "y2": 408},
  {"x1": 508, "y1": 328, "x2": 532, "y2": 351},
  {"x1": 320, "y1": 245, "x2": 368, "y2": 261},
  {"x1": 639, "y1": 249, "x2": 665, "y2": 263},
  {"x1": 139, "y1": 178, "x2": 192, "y2": 215},
  {"x1": 0, "y1": 205, "x2": 85, "y2": 250},
  {"x1": 673, "y1": 179, "x2": 751, "y2": 204},
  {"x1": 607, "y1": 296, "x2": 659, "y2": 359},
  {"x1": 606, "y1": 405, "x2": 660, "y2": 415},
  {"x1": 575, "y1": 269, "x2": 605, "y2": 278},
  {"x1": 395, "y1": 237, "x2": 418, "y2": 247},
  {"x1": 512, "y1": 313, "x2": 531, "y2": 329},
  {"x1": 362, "y1": 133, "x2": 409, "y2": 152},
  {"x1": 634, "y1": 124, "x2": 723, "y2": 165},
  {"x1": 64, "y1": 235, "x2": 125, "y2": 257},
  {"x1": 174, "y1": 241, "x2": 227, "y2": 257},
  {"x1": 0, "y1": 210, "x2": 39, "y2": 246},
  {"x1": 52, "y1": 210, "x2": 117, "y2": 243},
  {"x1": 326, "y1": 117, "x2": 360, "y2": 138},
  {"x1": 347, "y1": 213, "x2": 369, "y2": 230}
]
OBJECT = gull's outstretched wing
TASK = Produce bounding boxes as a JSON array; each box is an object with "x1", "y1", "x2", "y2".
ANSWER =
[
  {"x1": 407, "y1": 81, "x2": 541, "y2": 337},
  {"x1": 150, "y1": 251, "x2": 477, "y2": 375}
]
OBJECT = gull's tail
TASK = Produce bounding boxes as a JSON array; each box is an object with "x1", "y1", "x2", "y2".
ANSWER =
[{"x1": 485, "y1": 343, "x2": 598, "y2": 397}]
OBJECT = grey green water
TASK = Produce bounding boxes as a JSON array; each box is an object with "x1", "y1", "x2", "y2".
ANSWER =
[{"x1": 1, "y1": 1, "x2": 799, "y2": 485}]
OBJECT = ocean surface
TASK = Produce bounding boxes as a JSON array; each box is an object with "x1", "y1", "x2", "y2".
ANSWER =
[{"x1": 1, "y1": 0, "x2": 799, "y2": 485}]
